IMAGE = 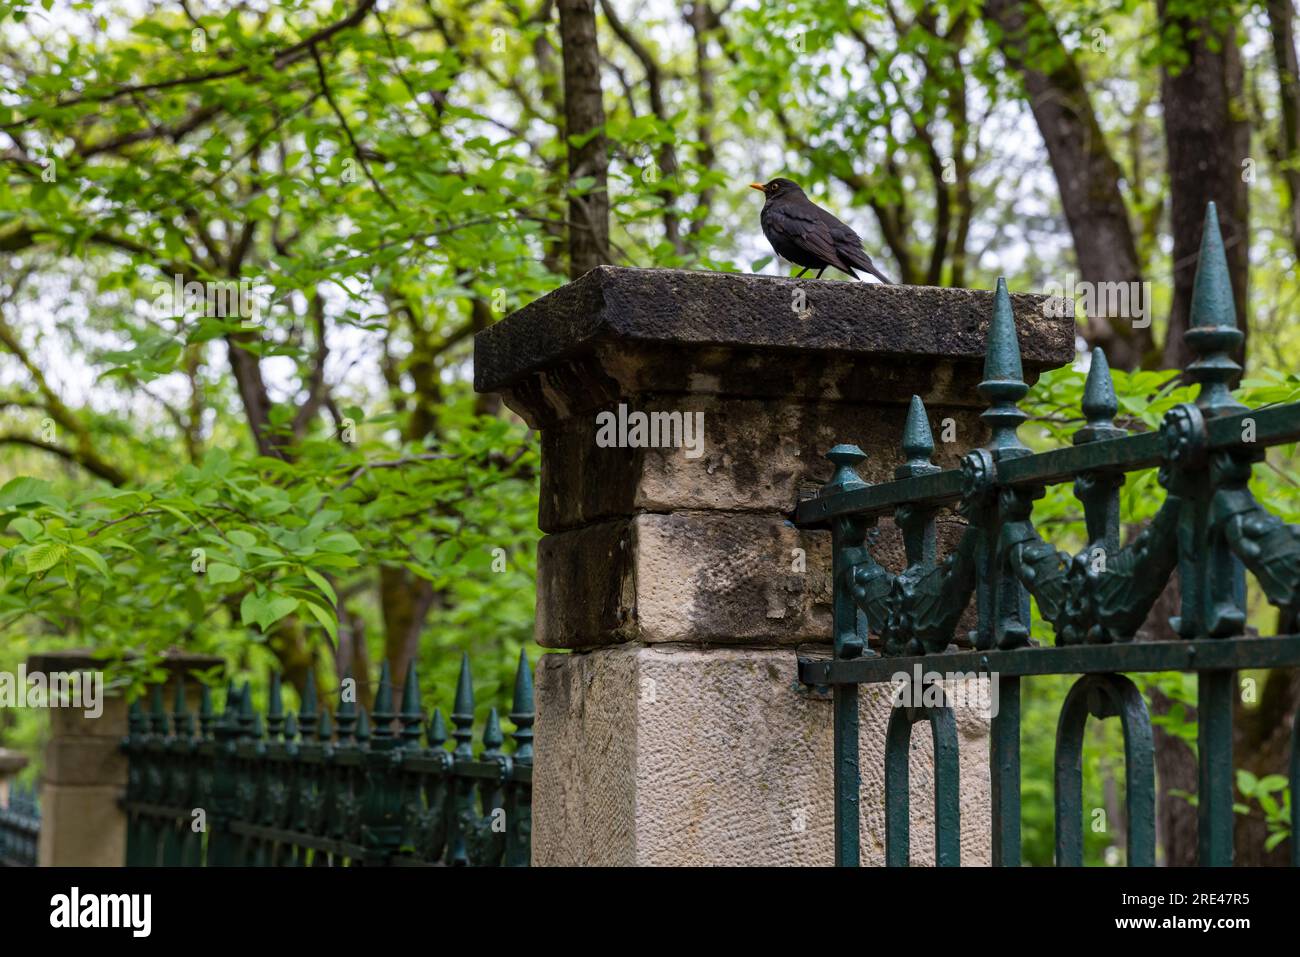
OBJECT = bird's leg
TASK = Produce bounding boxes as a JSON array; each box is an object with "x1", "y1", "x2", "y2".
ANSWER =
[
  {"x1": 794, "y1": 267, "x2": 808, "y2": 278},
  {"x1": 815, "y1": 268, "x2": 826, "y2": 279}
]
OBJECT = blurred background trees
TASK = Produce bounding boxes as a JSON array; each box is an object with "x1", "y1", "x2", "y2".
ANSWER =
[{"x1": 1, "y1": 0, "x2": 1298, "y2": 864}]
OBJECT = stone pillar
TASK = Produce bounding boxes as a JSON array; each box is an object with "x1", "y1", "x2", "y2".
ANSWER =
[
  {"x1": 29, "y1": 650, "x2": 222, "y2": 866},
  {"x1": 475, "y1": 268, "x2": 1071, "y2": 865},
  {"x1": 0, "y1": 749, "x2": 28, "y2": 805}
]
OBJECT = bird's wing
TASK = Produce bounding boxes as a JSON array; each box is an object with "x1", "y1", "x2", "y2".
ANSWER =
[
  {"x1": 816, "y1": 207, "x2": 893, "y2": 283},
  {"x1": 815, "y1": 207, "x2": 865, "y2": 246},
  {"x1": 767, "y1": 202, "x2": 849, "y2": 269}
]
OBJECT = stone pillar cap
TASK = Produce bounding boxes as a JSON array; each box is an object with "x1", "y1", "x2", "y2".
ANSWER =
[
  {"x1": 474, "y1": 267, "x2": 1071, "y2": 425},
  {"x1": 0, "y1": 749, "x2": 28, "y2": 775}
]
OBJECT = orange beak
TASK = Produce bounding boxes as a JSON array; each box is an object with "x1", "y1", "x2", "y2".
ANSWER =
[{"x1": 749, "y1": 182, "x2": 765, "y2": 192}]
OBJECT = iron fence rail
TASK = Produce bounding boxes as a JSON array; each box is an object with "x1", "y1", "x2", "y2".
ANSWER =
[
  {"x1": 795, "y1": 203, "x2": 1300, "y2": 867},
  {"x1": 122, "y1": 651, "x2": 533, "y2": 867}
]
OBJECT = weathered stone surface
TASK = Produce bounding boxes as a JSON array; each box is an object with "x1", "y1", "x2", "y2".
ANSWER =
[
  {"x1": 476, "y1": 272, "x2": 1047, "y2": 866},
  {"x1": 536, "y1": 519, "x2": 638, "y2": 647},
  {"x1": 476, "y1": 267, "x2": 1073, "y2": 416},
  {"x1": 533, "y1": 645, "x2": 992, "y2": 866},
  {"x1": 537, "y1": 511, "x2": 971, "y2": 649},
  {"x1": 538, "y1": 395, "x2": 984, "y2": 533},
  {"x1": 43, "y1": 736, "x2": 127, "y2": 787},
  {"x1": 0, "y1": 748, "x2": 28, "y2": 776},
  {"x1": 34, "y1": 690, "x2": 130, "y2": 866},
  {"x1": 38, "y1": 783, "x2": 127, "y2": 867},
  {"x1": 530, "y1": 648, "x2": 639, "y2": 865},
  {"x1": 47, "y1": 694, "x2": 127, "y2": 738}
]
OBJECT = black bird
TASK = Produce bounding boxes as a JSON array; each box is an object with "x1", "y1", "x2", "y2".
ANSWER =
[{"x1": 750, "y1": 178, "x2": 893, "y2": 283}]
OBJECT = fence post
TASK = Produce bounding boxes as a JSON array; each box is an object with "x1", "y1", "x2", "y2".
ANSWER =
[
  {"x1": 475, "y1": 268, "x2": 1074, "y2": 864},
  {"x1": 29, "y1": 650, "x2": 220, "y2": 865},
  {"x1": 28, "y1": 650, "x2": 128, "y2": 867}
]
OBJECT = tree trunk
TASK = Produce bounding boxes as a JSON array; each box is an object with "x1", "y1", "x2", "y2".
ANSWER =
[
  {"x1": 686, "y1": 1, "x2": 719, "y2": 237},
  {"x1": 1157, "y1": 0, "x2": 1250, "y2": 371},
  {"x1": 380, "y1": 565, "x2": 437, "y2": 696},
  {"x1": 1267, "y1": 0, "x2": 1300, "y2": 263},
  {"x1": 557, "y1": 0, "x2": 610, "y2": 278},
  {"x1": 984, "y1": 0, "x2": 1150, "y2": 369}
]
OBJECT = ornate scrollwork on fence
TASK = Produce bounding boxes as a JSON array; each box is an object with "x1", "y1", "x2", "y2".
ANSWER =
[
  {"x1": 1212, "y1": 450, "x2": 1300, "y2": 617},
  {"x1": 795, "y1": 201, "x2": 1300, "y2": 869},
  {"x1": 803, "y1": 211, "x2": 1300, "y2": 657}
]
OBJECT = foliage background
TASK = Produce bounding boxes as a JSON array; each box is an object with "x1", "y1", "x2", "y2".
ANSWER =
[{"x1": 1, "y1": 0, "x2": 1299, "y2": 865}]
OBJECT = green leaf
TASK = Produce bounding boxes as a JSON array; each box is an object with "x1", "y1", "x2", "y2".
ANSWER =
[
  {"x1": 303, "y1": 600, "x2": 338, "y2": 641},
  {"x1": 227, "y1": 530, "x2": 257, "y2": 548},
  {"x1": 303, "y1": 567, "x2": 337, "y2": 605},
  {"x1": 156, "y1": 503, "x2": 197, "y2": 528},
  {"x1": 257, "y1": 594, "x2": 299, "y2": 630},
  {"x1": 9, "y1": 516, "x2": 42, "y2": 542},
  {"x1": 1237, "y1": 769, "x2": 1259, "y2": 794},
  {"x1": 317, "y1": 532, "x2": 362, "y2": 554},
  {"x1": 240, "y1": 591, "x2": 262, "y2": 628},
  {"x1": 24, "y1": 542, "x2": 67, "y2": 574},
  {"x1": 207, "y1": 562, "x2": 241, "y2": 584},
  {"x1": 0, "y1": 476, "x2": 61, "y2": 508},
  {"x1": 68, "y1": 544, "x2": 109, "y2": 576}
]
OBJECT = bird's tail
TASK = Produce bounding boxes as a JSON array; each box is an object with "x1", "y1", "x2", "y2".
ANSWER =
[
  {"x1": 863, "y1": 262, "x2": 893, "y2": 284},
  {"x1": 840, "y1": 246, "x2": 894, "y2": 284}
]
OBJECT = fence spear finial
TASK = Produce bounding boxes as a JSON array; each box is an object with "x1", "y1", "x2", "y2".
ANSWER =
[
  {"x1": 335, "y1": 672, "x2": 358, "y2": 742},
  {"x1": 428, "y1": 707, "x2": 449, "y2": 750},
  {"x1": 172, "y1": 678, "x2": 192, "y2": 739},
  {"x1": 297, "y1": 668, "x2": 318, "y2": 740},
  {"x1": 219, "y1": 680, "x2": 240, "y2": 735},
  {"x1": 355, "y1": 706, "x2": 371, "y2": 745},
  {"x1": 238, "y1": 681, "x2": 256, "y2": 738},
  {"x1": 452, "y1": 653, "x2": 475, "y2": 758},
  {"x1": 267, "y1": 672, "x2": 284, "y2": 741},
  {"x1": 510, "y1": 650, "x2": 535, "y2": 762},
  {"x1": 1074, "y1": 348, "x2": 1125, "y2": 445},
  {"x1": 149, "y1": 684, "x2": 167, "y2": 735},
  {"x1": 979, "y1": 277, "x2": 1029, "y2": 458},
  {"x1": 897, "y1": 395, "x2": 941, "y2": 479},
  {"x1": 399, "y1": 664, "x2": 424, "y2": 747},
  {"x1": 1185, "y1": 201, "x2": 1246, "y2": 417},
  {"x1": 198, "y1": 684, "x2": 213, "y2": 739},
  {"x1": 372, "y1": 661, "x2": 395, "y2": 741},
  {"x1": 482, "y1": 707, "x2": 504, "y2": 758}
]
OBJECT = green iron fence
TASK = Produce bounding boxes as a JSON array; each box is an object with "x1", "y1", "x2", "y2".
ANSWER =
[
  {"x1": 795, "y1": 203, "x2": 1300, "y2": 867},
  {"x1": 122, "y1": 651, "x2": 533, "y2": 866},
  {"x1": 0, "y1": 782, "x2": 40, "y2": 867}
]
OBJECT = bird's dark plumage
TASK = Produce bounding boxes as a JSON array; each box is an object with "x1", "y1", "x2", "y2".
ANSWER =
[{"x1": 750, "y1": 177, "x2": 893, "y2": 283}]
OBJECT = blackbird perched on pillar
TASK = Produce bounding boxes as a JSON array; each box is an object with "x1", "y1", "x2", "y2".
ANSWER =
[{"x1": 750, "y1": 178, "x2": 893, "y2": 283}]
